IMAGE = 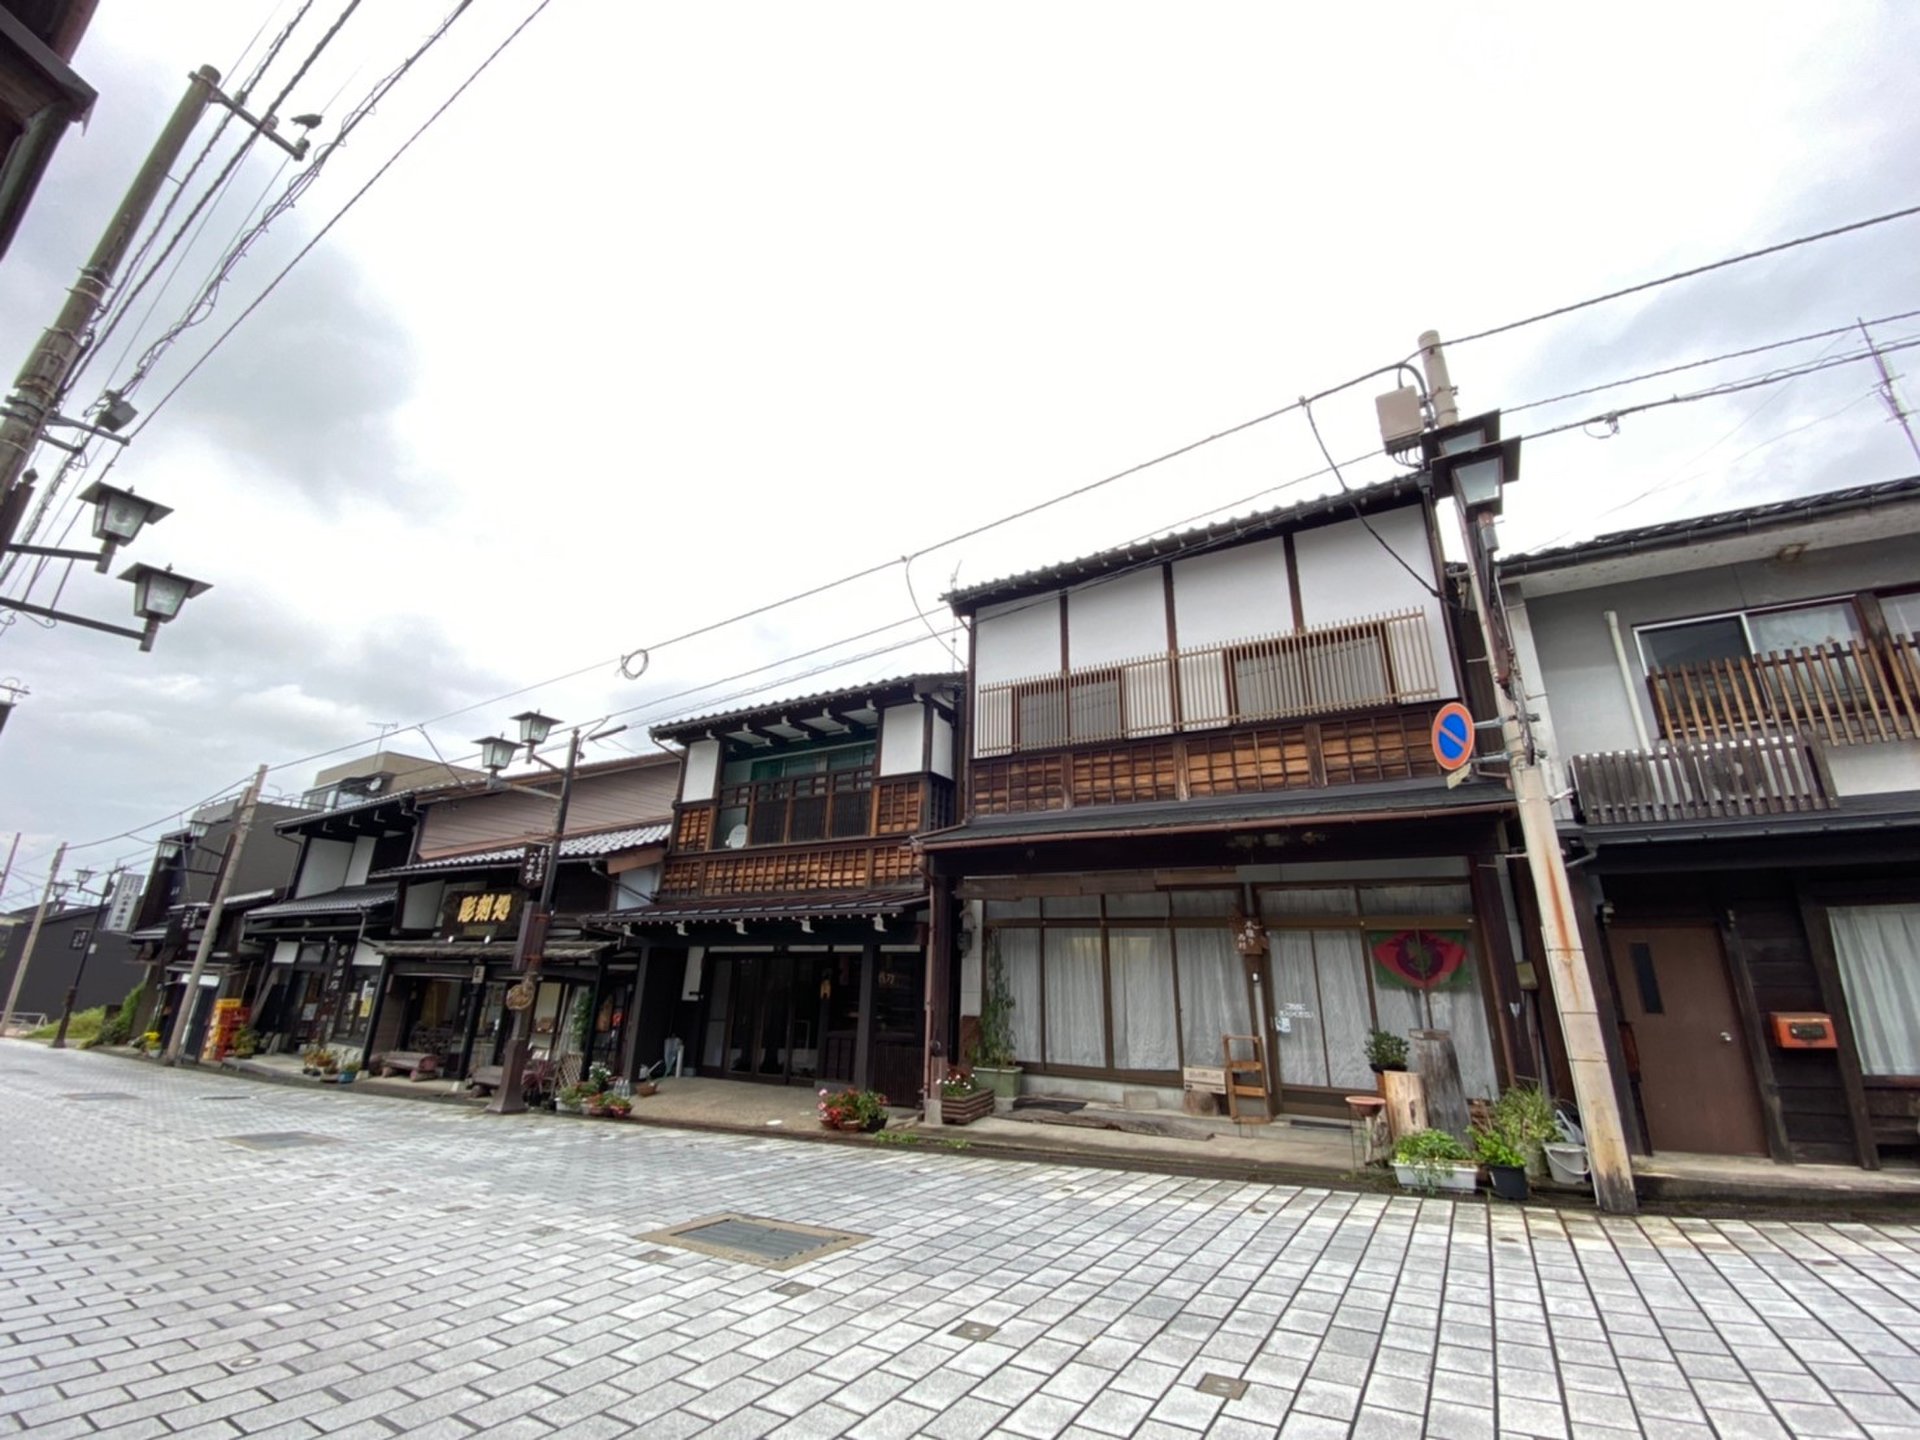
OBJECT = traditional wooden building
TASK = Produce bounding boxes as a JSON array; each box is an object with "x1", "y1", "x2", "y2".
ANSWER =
[
  {"x1": 1501, "y1": 474, "x2": 1920, "y2": 1168},
  {"x1": 603, "y1": 675, "x2": 962, "y2": 1104},
  {"x1": 922, "y1": 475, "x2": 1537, "y2": 1119}
]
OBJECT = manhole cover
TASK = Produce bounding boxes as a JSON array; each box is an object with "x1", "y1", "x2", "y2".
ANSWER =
[
  {"x1": 222, "y1": 1132, "x2": 342, "y2": 1151},
  {"x1": 637, "y1": 1214, "x2": 867, "y2": 1271},
  {"x1": 62, "y1": 1092, "x2": 136, "y2": 1101},
  {"x1": 951, "y1": 1321, "x2": 998, "y2": 1342},
  {"x1": 1197, "y1": 1374, "x2": 1249, "y2": 1400},
  {"x1": 772, "y1": 1280, "x2": 815, "y2": 1297},
  {"x1": 198, "y1": 1094, "x2": 250, "y2": 1102}
]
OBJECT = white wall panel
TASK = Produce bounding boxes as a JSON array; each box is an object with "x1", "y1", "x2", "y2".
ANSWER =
[
  {"x1": 296, "y1": 839, "x2": 350, "y2": 897},
  {"x1": 975, "y1": 595, "x2": 1062, "y2": 683},
  {"x1": 346, "y1": 835, "x2": 378, "y2": 887},
  {"x1": 682, "y1": 740, "x2": 721, "y2": 803},
  {"x1": 1293, "y1": 506, "x2": 1455, "y2": 700},
  {"x1": 1171, "y1": 538, "x2": 1292, "y2": 647},
  {"x1": 1067, "y1": 567, "x2": 1166, "y2": 666},
  {"x1": 879, "y1": 703, "x2": 925, "y2": 776},
  {"x1": 401, "y1": 879, "x2": 445, "y2": 931},
  {"x1": 930, "y1": 712, "x2": 955, "y2": 778}
]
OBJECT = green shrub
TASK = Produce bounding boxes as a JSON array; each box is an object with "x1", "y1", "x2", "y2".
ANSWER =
[
  {"x1": 1392, "y1": 1128, "x2": 1471, "y2": 1165},
  {"x1": 1364, "y1": 1030, "x2": 1408, "y2": 1070},
  {"x1": 1491, "y1": 1084, "x2": 1558, "y2": 1160},
  {"x1": 1472, "y1": 1127, "x2": 1527, "y2": 1168},
  {"x1": 26, "y1": 1006, "x2": 105, "y2": 1042}
]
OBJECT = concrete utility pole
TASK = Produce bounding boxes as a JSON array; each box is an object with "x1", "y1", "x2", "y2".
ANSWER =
[
  {"x1": 164, "y1": 764, "x2": 267, "y2": 1064},
  {"x1": 1419, "y1": 330, "x2": 1638, "y2": 1215},
  {"x1": 1859, "y1": 319, "x2": 1920, "y2": 466},
  {"x1": 0, "y1": 841, "x2": 66, "y2": 1037},
  {"x1": 0, "y1": 66, "x2": 220, "y2": 547}
]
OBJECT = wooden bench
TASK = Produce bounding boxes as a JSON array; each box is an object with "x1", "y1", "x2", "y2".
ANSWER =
[
  {"x1": 466, "y1": 1065, "x2": 504, "y2": 1096},
  {"x1": 375, "y1": 1050, "x2": 441, "y2": 1081}
]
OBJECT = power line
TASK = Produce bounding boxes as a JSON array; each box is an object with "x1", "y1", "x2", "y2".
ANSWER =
[{"x1": 1440, "y1": 199, "x2": 1920, "y2": 352}]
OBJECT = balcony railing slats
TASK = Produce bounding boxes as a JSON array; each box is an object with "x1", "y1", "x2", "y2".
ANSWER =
[
  {"x1": 975, "y1": 608, "x2": 1439, "y2": 757},
  {"x1": 1649, "y1": 633, "x2": 1920, "y2": 746},
  {"x1": 1571, "y1": 734, "x2": 1835, "y2": 827}
]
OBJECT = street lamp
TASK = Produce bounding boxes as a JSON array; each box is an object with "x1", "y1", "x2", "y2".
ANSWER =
[
  {"x1": 78, "y1": 481, "x2": 172, "y2": 570},
  {"x1": 512, "y1": 711, "x2": 559, "y2": 749},
  {"x1": 471, "y1": 734, "x2": 519, "y2": 773}
]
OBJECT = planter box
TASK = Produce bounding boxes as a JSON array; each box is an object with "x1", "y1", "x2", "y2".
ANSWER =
[
  {"x1": 941, "y1": 1089, "x2": 995, "y2": 1126},
  {"x1": 1392, "y1": 1161, "x2": 1479, "y2": 1194},
  {"x1": 973, "y1": 1065, "x2": 1022, "y2": 1108}
]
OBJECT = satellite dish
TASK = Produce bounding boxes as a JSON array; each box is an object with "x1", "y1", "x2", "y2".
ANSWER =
[{"x1": 725, "y1": 824, "x2": 748, "y2": 850}]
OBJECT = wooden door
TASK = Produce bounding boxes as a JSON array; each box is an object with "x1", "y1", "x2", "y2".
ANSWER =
[{"x1": 1607, "y1": 924, "x2": 1768, "y2": 1156}]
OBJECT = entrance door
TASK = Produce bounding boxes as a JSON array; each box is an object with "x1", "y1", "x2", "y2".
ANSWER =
[{"x1": 1607, "y1": 924, "x2": 1769, "y2": 1155}]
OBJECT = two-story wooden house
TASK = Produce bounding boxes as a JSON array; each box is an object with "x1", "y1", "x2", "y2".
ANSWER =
[
  {"x1": 1501, "y1": 474, "x2": 1920, "y2": 1170},
  {"x1": 611, "y1": 674, "x2": 961, "y2": 1106},
  {"x1": 923, "y1": 475, "x2": 1535, "y2": 1120}
]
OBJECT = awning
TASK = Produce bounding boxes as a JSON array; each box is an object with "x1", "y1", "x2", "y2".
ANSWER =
[
  {"x1": 601, "y1": 889, "x2": 927, "y2": 928},
  {"x1": 373, "y1": 823, "x2": 672, "y2": 879},
  {"x1": 246, "y1": 884, "x2": 397, "y2": 920},
  {"x1": 371, "y1": 940, "x2": 611, "y2": 961}
]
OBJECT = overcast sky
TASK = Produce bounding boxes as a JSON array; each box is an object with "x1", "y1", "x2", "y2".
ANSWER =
[{"x1": 2, "y1": 1, "x2": 1917, "y2": 907}]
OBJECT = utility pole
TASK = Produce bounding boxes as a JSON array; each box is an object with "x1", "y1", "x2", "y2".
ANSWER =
[
  {"x1": 0, "y1": 841, "x2": 66, "y2": 1037},
  {"x1": 0, "y1": 67, "x2": 221, "y2": 549},
  {"x1": 1419, "y1": 330, "x2": 1638, "y2": 1215},
  {"x1": 1859, "y1": 319, "x2": 1920, "y2": 466},
  {"x1": 163, "y1": 764, "x2": 267, "y2": 1065}
]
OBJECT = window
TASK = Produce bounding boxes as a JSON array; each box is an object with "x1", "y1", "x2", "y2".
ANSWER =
[
  {"x1": 717, "y1": 742, "x2": 875, "y2": 849},
  {"x1": 1638, "y1": 599, "x2": 1862, "y2": 671},
  {"x1": 1828, "y1": 904, "x2": 1920, "y2": 1077},
  {"x1": 1639, "y1": 616, "x2": 1748, "y2": 671},
  {"x1": 1880, "y1": 590, "x2": 1920, "y2": 636}
]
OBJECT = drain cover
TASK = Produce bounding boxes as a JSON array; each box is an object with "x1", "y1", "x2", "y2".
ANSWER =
[
  {"x1": 951, "y1": 1321, "x2": 999, "y2": 1342},
  {"x1": 62, "y1": 1092, "x2": 136, "y2": 1101},
  {"x1": 772, "y1": 1280, "x2": 815, "y2": 1297},
  {"x1": 198, "y1": 1094, "x2": 250, "y2": 1102},
  {"x1": 638, "y1": 1214, "x2": 866, "y2": 1271},
  {"x1": 222, "y1": 1132, "x2": 341, "y2": 1151},
  {"x1": 1197, "y1": 1374, "x2": 1249, "y2": 1400}
]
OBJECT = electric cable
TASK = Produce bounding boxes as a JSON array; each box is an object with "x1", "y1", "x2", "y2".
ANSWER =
[{"x1": 1300, "y1": 397, "x2": 1445, "y2": 602}]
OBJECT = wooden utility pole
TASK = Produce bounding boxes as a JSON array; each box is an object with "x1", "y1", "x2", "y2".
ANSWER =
[
  {"x1": 0, "y1": 841, "x2": 65, "y2": 1036},
  {"x1": 0, "y1": 67, "x2": 221, "y2": 548},
  {"x1": 164, "y1": 765, "x2": 266, "y2": 1064}
]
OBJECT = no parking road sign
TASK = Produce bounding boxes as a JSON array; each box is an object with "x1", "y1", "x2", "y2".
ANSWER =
[{"x1": 1431, "y1": 702, "x2": 1476, "y2": 772}]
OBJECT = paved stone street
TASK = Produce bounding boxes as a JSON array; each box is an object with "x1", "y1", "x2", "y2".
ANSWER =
[{"x1": 4, "y1": 1046, "x2": 1919, "y2": 1440}]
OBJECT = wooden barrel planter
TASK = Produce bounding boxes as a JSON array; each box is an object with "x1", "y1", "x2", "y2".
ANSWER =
[{"x1": 941, "y1": 1088, "x2": 996, "y2": 1126}]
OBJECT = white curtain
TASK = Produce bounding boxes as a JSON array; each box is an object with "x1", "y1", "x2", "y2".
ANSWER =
[
  {"x1": 1829, "y1": 904, "x2": 1920, "y2": 1077},
  {"x1": 1176, "y1": 927, "x2": 1249, "y2": 1071},
  {"x1": 996, "y1": 929, "x2": 1044, "y2": 1065},
  {"x1": 1424, "y1": 961, "x2": 1500, "y2": 1101},
  {"x1": 1044, "y1": 929, "x2": 1106, "y2": 1067},
  {"x1": 1314, "y1": 931, "x2": 1376, "y2": 1092},
  {"x1": 1268, "y1": 930, "x2": 1327, "y2": 1086},
  {"x1": 1109, "y1": 931, "x2": 1180, "y2": 1072}
]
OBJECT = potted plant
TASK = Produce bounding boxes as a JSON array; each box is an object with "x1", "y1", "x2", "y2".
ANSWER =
[
  {"x1": 1365, "y1": 1030, "x2": 1408, "y2": 1077},
  {"x1": 1391, "y1": 1128, "x2": 1478, "y2": 1194},
  {"x1": 1489, "y1": 1083, "x2": 1558, "y2": 1179},
  {"x1": 555, "y1": 1083, "x2": 586, "y2": 1114},
  {"x1": 605, "y1": 1095, "x2": 633, "y2": 1119},
  {"x1": 939, "y1": 1069, "x2": 995, "y2": 1126},
  {"x1": 971, "y1": 932, "x2": 1022, "y2": 1106},
  {"x1": 1473, "y1": 1126, "x2": 1530, "y2": 1200},
  {"x1": 231, "y1": 1027, "x2": 259, "y2": 1060},
  {"x1": 817, "y1": 1087, "x2": 890, "y2": 1133}
]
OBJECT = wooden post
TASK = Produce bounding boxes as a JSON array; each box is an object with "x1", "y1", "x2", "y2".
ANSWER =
[
  {"x1": 1412, "y1": 1029, "x2": 1470, "y2": 1139},
  {"x1": 1379, "y1": 1069, "x2": 1428, "y2": 1142}
]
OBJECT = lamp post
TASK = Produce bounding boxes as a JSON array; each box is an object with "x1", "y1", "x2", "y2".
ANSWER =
[
  {"x1": 50, "y1": 868, "x2": 118, "y2": 1049},
  {"x1": 480, "y1": 711, "x2": 628, "y2": 1116},
  {"x1": 1412, "y1": 338, "x2": 1637, "y2": 1215}
]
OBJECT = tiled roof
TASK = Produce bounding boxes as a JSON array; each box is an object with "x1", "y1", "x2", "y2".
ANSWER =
[
  {"x1": 245, "y1": 884, "x2": 397, "y2": 920},
  {"x1": 1500, "y1": 474, "x2": 1920, "y2": 575},
  {"x1": 372, "y1": 940, "x2": 609, "y2": 961},
  {"x1": 597, "y1": 889, "x2": 928, "y2": 927},
  {"x1": 944, "y1": 474, "x2": 1429, "y2": 611},
  {"x1": 372, "y1": 823, "x2": 671, "y2": 879},
  {"x1": 651, "y1": 674, "x2": 962, "y2": 742}
]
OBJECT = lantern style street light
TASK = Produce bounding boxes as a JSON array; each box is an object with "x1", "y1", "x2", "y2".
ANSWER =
[
  {"x1": 512, "y1": 711, "x2": 559, "y2": 748},
  {"x1": 471, "y1": 734, "x2": 520, "y2": 773}
]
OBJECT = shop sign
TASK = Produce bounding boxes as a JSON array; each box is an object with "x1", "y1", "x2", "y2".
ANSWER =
[
  {"x1": 519, "y1": 843, "x2": 551, "y2": 891},
  {"x1": 1369, "y1": 929, "x2": 1470, "y2": 990},
  {"x1": 441, "y1": 889, "x2": 518, "y2": 938}
]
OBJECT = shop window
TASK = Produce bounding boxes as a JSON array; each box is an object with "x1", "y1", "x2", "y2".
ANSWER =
[
  {"x1": 1828, "y1": 904, "x2": 1920, "y2": 1077},
  {"x1": 1043, "y1": 930, "x2": 1106, "y2": 1068},
  {"x1": 1109, "y1": 931, "x2": 1179, "y2": 1070},
  {"x1": 1175, "y1": 925, "x2": 1249, "y2": 1069}
]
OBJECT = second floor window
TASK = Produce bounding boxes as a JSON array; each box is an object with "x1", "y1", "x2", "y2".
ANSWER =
[
  {"x1": 715, "y1": 742, "x2": 876, "y2": 849},
  {"x1": 1639, "y1": 599, "x2": 1861, "y2": 672}
]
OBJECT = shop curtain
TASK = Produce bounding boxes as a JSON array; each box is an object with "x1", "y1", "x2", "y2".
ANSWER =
[
  {"x1": 1828, "y1": 904, "x2": 1920, "y2": 1077},
  {"x1": 1268, "y1": 930, "x2": 1327, "y2": 1087},
  {"x1": 1109, "y1": 930, "x2": 1179, "y2": 1072},
  {"x1": 1314, "y1": 931, "x2": 1375, "y2": 1092},
  {"x1": 996, "y1": 928, "x2": 1044, "y2": 1065},
  {"x1": 1044, "y1": 929, "x2": 1107, "y2": 1067},
  {"x1": 1176, "y1": 927, "x2": 1250, "y2": 1073}
]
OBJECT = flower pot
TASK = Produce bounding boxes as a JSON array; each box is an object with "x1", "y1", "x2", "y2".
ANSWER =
[
  {"x1": 973, "y1": 1064, "x2": 1022, "y2": 1107},
  {"x1": 635, "y1": 1082, "x2": 658, "y2": 1097},
  {"x1": 1486, "y1": 1163, "x2": 1530, "y2": 1201},
  {"x1": 1544, "y1": 1143, "x2": 1590, "y2": 1186},
  {"x1": 1392, "y1": 1161, "x2": 1479, "y2": 1194},
  {"x1": 941, "y1": 1089, "x2": 995, "y2": 1126}
]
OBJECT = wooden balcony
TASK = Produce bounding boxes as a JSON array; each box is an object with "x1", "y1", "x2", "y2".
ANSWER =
[
  {"x1": 657, "y1": 837, "x2": 921, "y2": 899},
  {"x1": 973, "y1": 609, "x2": 1441, "y2": 758},
  {"x1": 1649, "y1": 632, "x2": 1920, "y2": 746},
  {"x1": 1570, "y1": 735, "x2": 1836, "y2": 827},
  {"x1": 675, "y1": 774, "x2": 952, "y2": 855}
]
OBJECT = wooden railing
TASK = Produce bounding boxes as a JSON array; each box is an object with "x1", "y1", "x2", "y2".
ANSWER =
[
  {"x1": 1570, "y1": 735, "x2": 1835, "y2": 826},
  {"x1": 1649, "y1": 633, "x2": 1920, "y2": 746},
  {"x1": 974, "y1": 609, "x2": 1440, "y2": 757},
  {"x1": 718, "y1": 766, "x2": 874, "y2": 848},
  {"x1": 657, "y1": 838, "x2": 921, "y2": 898}
]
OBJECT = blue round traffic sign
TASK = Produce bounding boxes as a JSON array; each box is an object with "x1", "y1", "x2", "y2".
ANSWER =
[{"x1": 1431, "y1": 703, "x2": 1476, "y2": 771}]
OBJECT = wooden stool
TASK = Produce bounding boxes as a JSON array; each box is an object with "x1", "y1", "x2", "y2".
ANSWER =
[{"x1": 1345, "y1": 1094, "x2": 1388, "y2": 1167}]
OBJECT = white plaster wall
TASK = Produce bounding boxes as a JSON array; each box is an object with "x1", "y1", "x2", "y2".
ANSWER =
[
  {"x1": 681, "y1": 740, "x2": 721, "y2": 803},
  {"x1": 351, "y1": 941, "x2": 381, "y2": 968},
  {"x1": 1067, "y1": 567, "x2": 1166, "y2": 665},
  {"x1": 974, "y1": 595, "x2": 1062, "y2": 683},
  {"x1": 879, "y1": 703, "x2": 925, "y2": 776},
  {"x1": 271, "y1": 940, "x2": 299, "y2": 966},
  {"x1": 614, "y1": 864, "x2": 660, "y2": 910},
  {"x1": 400, "y1": 879, "x2": 445, "y2": 931},
  {"x1": 295, "y1": 839, "x2": 351, "y2": 897},
  {"x1": 1293, "y1": 507, "x2": 1456, "y2": 700},
  {"x1": 1827, "y1": 741, "x2": 1920, "y2": 798},
  {"x1": 345, "y1": 835, "x2": 378, "y2": 887},
  {"x1": 1171, "y1": 537, "x2": 1291, "y2": 646},
  {"x1": 930, "y1": 712, "x2": 955, "y2": 779},
  {"x1": 682, "y1": 947, "x2": 705, "y2": 1000}
]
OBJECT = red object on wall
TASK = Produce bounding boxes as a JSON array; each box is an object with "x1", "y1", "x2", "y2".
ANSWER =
[{"x1": 1770, "y1": 1012, "x2": 1837, "y2": 1049}]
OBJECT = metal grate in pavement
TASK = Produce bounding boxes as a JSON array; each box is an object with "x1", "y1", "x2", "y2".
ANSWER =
[
  {"x1": 638, "y1": 1213, "x2": 867, "y2": 1271},
  {"x1": 772, "y1": 1280, "x2": 814, "y2": 1297},
  {"x1": 221, "y1": 1132, "x2": 342, "y2": 1151},
  {"x1": 951, "y1": 1321, "x2": 998, "y2": 1342},
  {"x1": 62, "y1": 1092, "x2": 136, "y2": 1101},
  {"x1": 1197, "y1": 1373, "x2": 1249, "y2": 1400}
]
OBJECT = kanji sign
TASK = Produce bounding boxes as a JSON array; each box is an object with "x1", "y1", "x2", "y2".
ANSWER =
[{"x1": 1430, "y1": 702, "x2": 1476, "y2": 772}]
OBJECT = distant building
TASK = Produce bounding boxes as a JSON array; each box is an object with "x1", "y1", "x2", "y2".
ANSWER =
[
  {"x1": 0, "y1": 897, "x2": 138, "y2": 1027},
  {"x1": 0, "y1": 1, "x2": 98, "y2": 260}
]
